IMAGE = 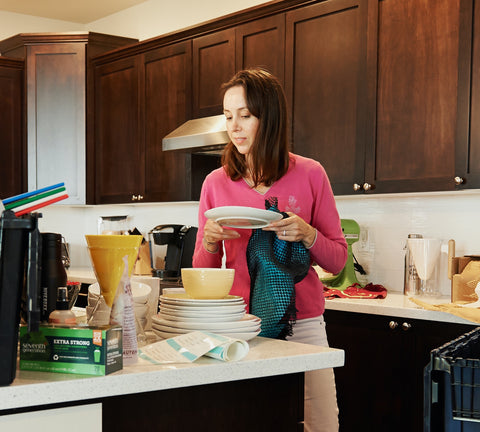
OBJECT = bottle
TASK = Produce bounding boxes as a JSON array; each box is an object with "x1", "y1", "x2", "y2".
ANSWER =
[
  {"x1": 49, "y1": 287, "x2": 77, "y2": 325},
  {"x1": 41, "y1": 233, "x2": 68, "y2": 322},
  {"x1": 404, "y1": 234, "x2": 423, "y2": 296}
]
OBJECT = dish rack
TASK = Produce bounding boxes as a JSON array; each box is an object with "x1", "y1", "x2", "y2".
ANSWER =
[{"x1": 425, "y1": 327, "x2": 480, "y2": 431}]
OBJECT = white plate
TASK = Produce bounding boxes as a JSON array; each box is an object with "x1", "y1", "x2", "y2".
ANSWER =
[
  {"x1": 158, "y1": 310, "x2": 246, "y2": 323},
  {"x1": 152, "y1": 328, "x2": 260, "y2": 342},
  {"x1": 159, "y1": 304, "x2": 246, "y2": 318},
  {"x1": 204, "y1": 206, "x2": 283, "y2": 229},
  {"x1": 151, "y1": 314, "x2": 260, "y2": 331},
  {"x1": 160, "y1": 293, "x2": 245, "y2": 305}
]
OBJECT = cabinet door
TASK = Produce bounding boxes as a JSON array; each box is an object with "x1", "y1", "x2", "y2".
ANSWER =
[
  {"x1": 235, "y1": 14, "x2": 285, "y2": 85},
  {"x1": 324, "y1": 309, "x2": 474, "y2": 432},
  {"x1": 94, "y1": 56, "x2": 143, "y2": 204},
  {"x1": 367, "y1": 0, "x2": 468, "y2": 193},
  {"x1": 142, "y1": 41, "x2": 192, "y2": 201},
  {"x1": 285, "y1": 0, "x2": 372, "y2": 195},
  {"x1": 459, "y1": 1, "x2": 480, "y2": 189},
  {"x1": 0, "y1": 58, "x2": 24, "y2": 199},
  {"x1": 192, "y1": 29, "x2": 235, "y2": 117},
  {"x1": 26, "y1": 43, "x2": 86, "y2": 204}
]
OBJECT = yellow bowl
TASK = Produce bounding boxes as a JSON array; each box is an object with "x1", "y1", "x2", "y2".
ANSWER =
[{"x1": 181, "y1": 268, "x2": 235, "y2": 299}]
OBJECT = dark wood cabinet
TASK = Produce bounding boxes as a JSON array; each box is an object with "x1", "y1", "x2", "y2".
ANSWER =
[
  {"x1": 192, "y1": 14, "x2": 286, "y2": 119},
  {"x1": 0, "y1": 33, "x2": 138, "y2": 204},
  {"x1": 0, "y1": 57, "x2": 25, "y2": 200},
  {"x1": 192, "y1": 28, "x2": 236, "y2": 118},
  {"x1": 285, "y1": 0, "x2": 373, "y2": 195},
  {"x1": 142, "y1": 41, "x2": 192, "y2": 202},
  {"x1": 366, "y1": 0, "x2": 469, "y2": 194},
  {"x1": 324, "y1": 309, "x2": 475, "y2": 432},
  {"x1": 93, "y1": 40, "x2": 193, "y2": 203},
  {"x1": 94, "y1": 56, "x2": 143, "y2": 204}
]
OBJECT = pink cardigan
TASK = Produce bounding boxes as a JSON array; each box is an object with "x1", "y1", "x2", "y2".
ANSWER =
[{"x1": 193, "y1": 153, "x2": 347, "y2": 320}]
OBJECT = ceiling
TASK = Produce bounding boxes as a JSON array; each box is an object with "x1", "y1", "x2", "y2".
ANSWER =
[{"x1": 0, "y1": 0, "x2": 149, "y2": 24}]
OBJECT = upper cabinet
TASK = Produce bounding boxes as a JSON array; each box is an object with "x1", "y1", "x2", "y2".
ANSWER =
[
  {"x1": 0, "y1": 33, "x2": 138, "y2": 204},
  {"x1": 366, "y1": 0, "x2": 469, "y2": 194},
  {"x1": 285, "y1": 0, "x2": 371, "y2": 195},
  {"x1": 93, "y1": 40, "x2": 192, "y2": 204},
  {"x1": 192, "y1": 14, "x2": 285, "y2": 117},
  {"x1": 0, "y1": 57, "x2": 24, "y2": 200}
]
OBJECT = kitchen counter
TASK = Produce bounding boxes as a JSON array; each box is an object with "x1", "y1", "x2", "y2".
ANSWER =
[
  {"x1": 325, "y1": 292, "x2": 478, "y2": 325},
  {"x1": 1, "y1": 336, "x2": 343, "y2": 412}
]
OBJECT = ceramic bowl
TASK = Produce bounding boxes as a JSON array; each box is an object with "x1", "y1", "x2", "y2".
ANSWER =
[{"x1": 181, "y1": 268, "x2": 235, "y2": 299}]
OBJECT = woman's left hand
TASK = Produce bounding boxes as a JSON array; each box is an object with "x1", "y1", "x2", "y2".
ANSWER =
[{"x1": 263, "y1": 212, "x2": 317, "y2": 248}]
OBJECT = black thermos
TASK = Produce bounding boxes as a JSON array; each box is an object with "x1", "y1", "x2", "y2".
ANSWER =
[{"x1": 41, "y1": 233, "x2": 67, "y2": 322}]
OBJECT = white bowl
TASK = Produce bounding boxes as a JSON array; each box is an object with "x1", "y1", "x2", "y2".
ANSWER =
[{"x1": 88, "y1": 282, "x2": 152, "y2": 303}]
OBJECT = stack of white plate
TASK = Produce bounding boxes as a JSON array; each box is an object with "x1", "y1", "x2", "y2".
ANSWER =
[{"x1": 152, "y1": 293, "x2": 261, "y2": 341}]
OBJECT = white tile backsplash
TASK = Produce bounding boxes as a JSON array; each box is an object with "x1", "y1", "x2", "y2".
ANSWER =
[{"x1": 38, "y1": 189, "x2": 480, "y2": 296}]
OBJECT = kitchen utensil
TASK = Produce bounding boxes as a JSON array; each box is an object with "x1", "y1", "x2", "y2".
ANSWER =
[
  {"x1": 98, "y1": 215, "x2": 130, "y2": 235},
  {"x1": 85, "y1": 235, "x2": 142, "y2": 324},
  {"x1": 148, "y1": 224, "x2": 197, "y2": 280},
  {"x1": 181, "y1": 268, "x2": 235, "y2": 299},
  {"x1": 204, "y1": 206, "x2": 283, "y2": 229},
  {"x1": 407, "y1": 238, "x2": 442, "y2": 296}
]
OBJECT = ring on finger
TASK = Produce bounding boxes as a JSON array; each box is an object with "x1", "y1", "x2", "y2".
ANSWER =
[{"x1": 283, "y1": 230, "x2": 286, "y2": 237}]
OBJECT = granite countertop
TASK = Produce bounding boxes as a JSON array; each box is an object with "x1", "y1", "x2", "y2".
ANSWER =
[{"x1": 2, "y1": 337, "x2": 344, "y2": 411}]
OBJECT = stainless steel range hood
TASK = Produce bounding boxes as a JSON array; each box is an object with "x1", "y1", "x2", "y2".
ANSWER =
[{"x1": 162, "y1": 114, "x2": 229, "y2": 153}]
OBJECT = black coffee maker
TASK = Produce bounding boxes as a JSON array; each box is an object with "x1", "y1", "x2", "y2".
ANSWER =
[{"x1": 148, "y1": 224, "x2": 197, "y2": 281}]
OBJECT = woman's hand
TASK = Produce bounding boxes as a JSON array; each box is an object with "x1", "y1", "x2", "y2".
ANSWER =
[
  {"x1": 263, "y1": 212, "x2": 317, "y2": 248},
  {"x1": 203, "y1": 218, "x2": 241, "y2": 252}
]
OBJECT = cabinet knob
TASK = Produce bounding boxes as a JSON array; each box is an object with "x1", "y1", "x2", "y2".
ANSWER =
[
  {"x1": 138, "y1": 195, "x2": 144, "y2": 201},
  {"x1": 402, "y1": 322, "x2": 411, "y2": 331},
  {"x1": 132, "y1": 195, "x2": 137, "y2": 201},
  {"x1": 388, "y1": 321, "x2": 398, "y2": 330},
  {"x1": 454, "y1": 176, "x2": 465, "y2": 185},
  {"x1": 363, "y1": 182, "x2": 372, "y2": 191},
  {"x1": 353, "y1": 183, "x2": 362, "y2": 192}
]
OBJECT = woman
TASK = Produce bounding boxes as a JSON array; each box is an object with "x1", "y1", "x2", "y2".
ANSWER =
[{"x1": 193, "y1": 68, "x2": 347, "y2": 431}]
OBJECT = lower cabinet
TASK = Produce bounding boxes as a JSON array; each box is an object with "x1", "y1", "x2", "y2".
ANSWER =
[{"x1": 324, "y1": 309, "x2": 475, "y2": 432}]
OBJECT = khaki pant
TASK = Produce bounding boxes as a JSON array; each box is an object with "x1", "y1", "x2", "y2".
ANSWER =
[{"x1": 286, "y1": 316, "x2": 339, "y2": 432}]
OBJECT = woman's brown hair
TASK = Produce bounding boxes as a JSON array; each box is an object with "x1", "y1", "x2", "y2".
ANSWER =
[{"x1": 221, "y1": 68, "x2": 290, "y2": 187}]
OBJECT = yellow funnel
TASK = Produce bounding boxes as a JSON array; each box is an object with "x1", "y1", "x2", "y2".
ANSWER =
[{"x1": 85, "y1": 235, "x2": 142, "y2": 307}]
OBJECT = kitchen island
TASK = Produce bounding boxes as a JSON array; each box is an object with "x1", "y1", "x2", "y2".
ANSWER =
[{"x1": 0, "y1": 336, "x2": 344, "y2": 431}]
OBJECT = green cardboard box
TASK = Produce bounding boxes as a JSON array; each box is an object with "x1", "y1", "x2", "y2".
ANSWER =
[{"x1": 19, "y1": 325, "x2": 123, "y2": 376}]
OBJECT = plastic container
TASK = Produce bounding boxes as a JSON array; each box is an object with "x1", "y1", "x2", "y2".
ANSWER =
[{"x1": 424, "y1": 327, "x2": 480, "y2": 431}]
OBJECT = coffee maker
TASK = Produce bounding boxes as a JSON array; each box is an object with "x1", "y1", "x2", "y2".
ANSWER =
[{"x1": 148, "y1": 224, "x2": 198, "y2": 282}]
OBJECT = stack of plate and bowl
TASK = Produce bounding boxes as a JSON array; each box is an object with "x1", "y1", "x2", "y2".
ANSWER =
[
  {"x1": 87, "y1": 282, "x2": 152, "y2": 333},
  {"x1": 151, "y1": 268, "x2": 261, "y2": 341}
]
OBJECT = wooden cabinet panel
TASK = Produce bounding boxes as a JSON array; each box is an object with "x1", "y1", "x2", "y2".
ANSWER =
[
  {"x1": 94, "y1": 56, "x2": 143, "y2": 204},
  {"x1": 285, "y1": 0, "x2": 372, "y2": 195},
  {"x1": 460, "y1": 0, "x2": 480, "y2": 188},
  {"x1": 142, "y1": 41, "x2": 192, "y2": 202},
  {"x1": 324, "y1": 309, "x2": 474, "y2": 432},
  {"x1": 0, "y1": 58, "x2": 24, "y2": 199},
  {"x1": 192, "y1": 29, "x2": 235, "y2": 117},
  {"x1": 367, "y1": 0, "x2": 466, "y2": 193},
  {"x1": 235, "y1": 14, "x2": 285, "y2": 85},
  {"x1": 26, "y1": 43, "x2": 86, "y2": 204}
]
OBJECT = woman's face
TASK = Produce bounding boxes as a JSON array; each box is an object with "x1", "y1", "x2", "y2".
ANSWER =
[{"x1": 223, "y1": 85, "x2": 260, "y2": 156}]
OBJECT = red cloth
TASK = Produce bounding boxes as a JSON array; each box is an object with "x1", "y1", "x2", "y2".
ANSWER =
[{"x1": 324, "y1": 283, "x2": 387, "y2": 299}]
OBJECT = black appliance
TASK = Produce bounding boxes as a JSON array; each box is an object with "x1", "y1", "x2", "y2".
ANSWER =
[{"x1": 148, "y1": 224, "x2": 197, "y2": 281}]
